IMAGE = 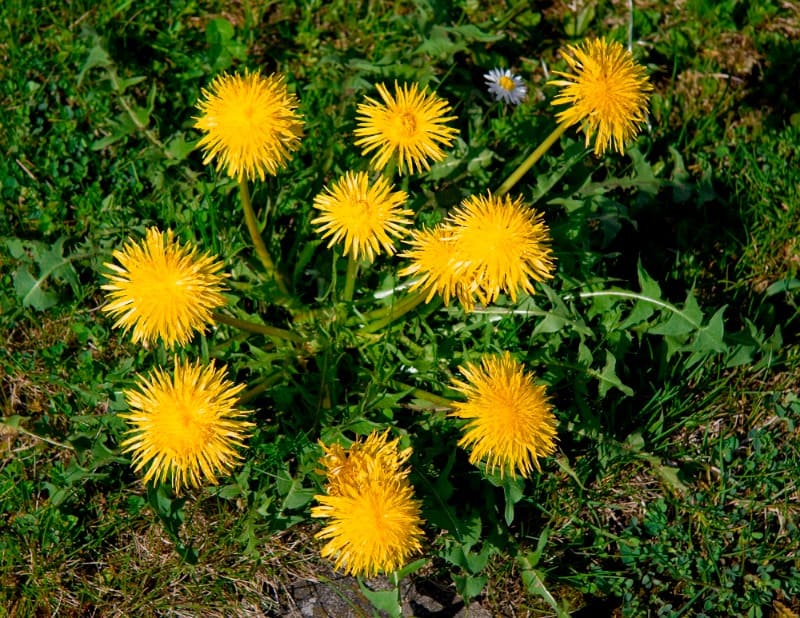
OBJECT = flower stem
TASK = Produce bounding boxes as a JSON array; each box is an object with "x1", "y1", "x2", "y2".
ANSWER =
[
  {"x1": 343, "y1": 253, "x2": 359, "y2": 302},
  {"x1": 393, "y1": 381, "x2": 454, "y2": 409},
  {"x1": 359, "y1": 289, "x2": 431, "y2": 333},
  {"x1": 1, "y1": 421, "x2": 75, "y2": 451},
  {"x1": 238, "y1": 371, "x2": 285, "y2": 404},
  {"x1": 495, "y1": 122, "x2": 569, "y2": 197},
  {"x1": 238, "y1": 178, "x2": 289, "y2": 296},
  {"x1": 212, "y1": 311, "x2": 304, "y2": 344},
  {"x1": 382, "y1": 158, "x2": 398, "y2": 183}
]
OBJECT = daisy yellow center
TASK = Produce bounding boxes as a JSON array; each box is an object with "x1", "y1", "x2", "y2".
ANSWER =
[{"x1": 498, "y1": 75, "x2": 516, "y2": 91}]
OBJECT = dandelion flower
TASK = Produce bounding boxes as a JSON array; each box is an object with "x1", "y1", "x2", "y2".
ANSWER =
[
  {"x1": 312, "y1": 432, "x2": 424, "y2": 577},
  {"x1": 484, "y1": 68, "x2": 527, "y2": 105},
  {"x1": 448, "y1": 192, "x2": 555, "y2": 306},
  {"x1": 194, "y1": 70, "x2": 304, "y2": 181},
  {"x1": 317, "y1": 430, "x2": 413, "y2": 496},
  {"x1": 451, "y1": 352, "x2": 557, "y2": 478},
  {"x1": 121, "y1": 359, "x2": 252, "y2": 493},
  {"x1": 400, "y1": 194, "x2": 554, "y2": 311},
  {"x1": 399, "y1": 224, "x2": 470, "y2": 306},
  {"x1": 311, "y1": 171, "x2": 412, "y2": 262},
  {"x1": 354, "y1": 82, "x2": 458, "y2": 174},
  {"x1": 102, "y1": 228, "x2": 228, "y2": 348},
  {"x1": 550, "y1": 38, "x2": 652, "y2": 155}
]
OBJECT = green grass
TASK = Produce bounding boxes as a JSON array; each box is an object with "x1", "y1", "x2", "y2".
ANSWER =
[{"x1": 2, "y1": 0, "x2": 800, "y2": 616}]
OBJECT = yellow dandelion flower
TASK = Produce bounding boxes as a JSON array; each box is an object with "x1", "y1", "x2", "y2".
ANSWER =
[
  {"x1": 450, "y1": 352, "x2": 558, "y2": 478},
  {"x1": 194, "y1": 70, "x2": 304, "y2": 181},
  {"x1": 550, "y1": 38, "x2": 652, "y2": 155},
  {"x1": 354, "y1": 82, "x2": 458, "y2": 174},
  {"x1": 317, "y1": 430, "x2": 412, "y2": 496},
  {"x1": 311, "y1": 171, "x2": 412, "y2": 262},
  {"x1": 121, "y1": 359, "x2": 253, "y2": 493},
  {"x1": 101, "y1": 228, "x2": 228, "y2": 348},
  {"x1": 448, "y1": 192, "x2": 555, "y2": 306},
  {"x1": 311, "y1": 432, "x2": 424, "y2": 577},
  {"x1": 399, "y1": 224, "x2": 472, "y2": 306}
]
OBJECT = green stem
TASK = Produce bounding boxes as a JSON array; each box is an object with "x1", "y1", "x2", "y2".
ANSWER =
[
  {"x1": 472, "y1": 289, "x2": 701, "y2": 329},
  {"x1": 238, "y1": 372, "x2": 285, "y2": 404},
  {"x1": 575, "y1": 290, "x2": 702, "y2": 328},
  {"x1": 238, "y1": 178, "x2": 289, "y2": 296},
  {"x1": 382, "y1": 158, "x2": 398, "y2": 183},
  {"x1": 212, "y1": 311, "x2": 304, "y2": 344},
  {"x1": 393, "y1": 381, "x2": 454, "y2": 409},
  {"x1": 343, "y1": 254, "x2": 359, "y2": 302},
  {"x1": 1, "y1": 422, "x2": 75, "y2": 451},
  {"x1": 360, "y1": 289, "x2": 432, "y2": 333},
  {"x1": 495, "y1": 122, "x2": 569, "y2": 197}
]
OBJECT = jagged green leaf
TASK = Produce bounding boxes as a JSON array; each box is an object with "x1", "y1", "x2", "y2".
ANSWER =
[{"x1": 592, "y1": 350, "x2": 634, "y2": 398}]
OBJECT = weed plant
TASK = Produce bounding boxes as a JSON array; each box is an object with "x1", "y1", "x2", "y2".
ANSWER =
[{"x1": 1, "y1": 1, "x2": 799, "y2": 616}]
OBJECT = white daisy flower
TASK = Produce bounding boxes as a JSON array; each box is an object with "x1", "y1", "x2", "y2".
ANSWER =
[{"x1": 484, "y1": 68, "x2": 527, "y2": 105}]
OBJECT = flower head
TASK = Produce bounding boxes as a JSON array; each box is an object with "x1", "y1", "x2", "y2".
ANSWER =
[
  {"x1": 448, "y1": 192, "x2": 555, "y2": 307},
  {"x1": 399, "y1": 193, "x2": 555, "y2": 311},
  {"x1": 484, "y1": 68, "x2": 527, "y2": 105},
  {"x1": 316, "y1": 431, "x2": 413, "y2": 496},
  {"x1": 550, "y1": 38, "x2": 652, "y2": 155},
  {"x1": 102, "y1": 228, "x2": 228, "y2": 348},
  {"x1": 121, "y1": 359, "x2": 252, "y2": 493},
  {"x1": 451, "y1": 352, "x2": 557, "y2": 478},
  {"x1": 311, "y1": 171, "x2": 412, "y2": 262},
  {"x1": 354, "y1": 82, "x2": 458, "y2": 175},
  {"x1": 194, "y1": 70, "x2": 304, "y2": 181},
  {"x1": 312, "y1": 431, "x2": 424, "y2": 577},
  {"x1": 398, "y1": 224, "x2": 467, "y2": 305}
]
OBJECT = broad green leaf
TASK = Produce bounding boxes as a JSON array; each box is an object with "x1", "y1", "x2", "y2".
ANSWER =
[
  {"x1": 357, "y1": 582, "x2": 401, "y2": 618},
  {"x1": 165, "y1": 133, "x2": 196, "y2": 162},
  {"x1": 655, "y1": 463, "x2": 689, "y2": 495},
  {"x1": 618, "y1": 299, "x2": 655, "y2": 331},
  {"x1": 78, "y1": 43, "x2": 112, "y2": 85},
  {"x1": 564, "y1": 3, "x2": 595, "y2": 37},
  {"x1": 532, "y1": 310, "x2": 568, "y2": 335},
  {"x1": 0, "y1": 415, "x2": 29, "y2": 429},
  {"x1": 687, "y1": 306, "x2": 728, "y2": 354},
  {"x1": 627, "y1": 147, "x2": 659, "y2": 197},
  {"x1": 637, "y1": 262, "x2": 662, "y2": 299},
  {"x1": 531, "y1": 143, "x2": 588, "y2": 204},
  {"x1": 518, "y1": 554, "x2": 561, "y2": 613},
  {"x1": 577, "y1": 341, "x2": 593, "y2": 366},
  {"x1": 10, "y1": 237, "x2": 79, "y2": 310},
  {"x1": 647, "y1": 293, "x2": 703, "y2": 338},
  {"x1": 14, "y1": 266, "x2": 58, "y2": 310},
  {"x1": 593, "y1": 350, "x2": 633, "y2": 398},
  {"x1": 452, "y1": 573, "x2": 488, "y2": 602},
  {"x1": 395, "y1": 558, "x2": 428, "y2": 580},
  {"x1": 115, "y1": 74, "x2": 147, "y2": 94},
  {"x1": 38, "y1": 238, "x2": 79, "y2": 288},
  {"x1": 281, "y1": 484, "x2": 315, "y2": 511},
  {"x1": 765, "y1": 278, "x2": 800, "y2": 296}
]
